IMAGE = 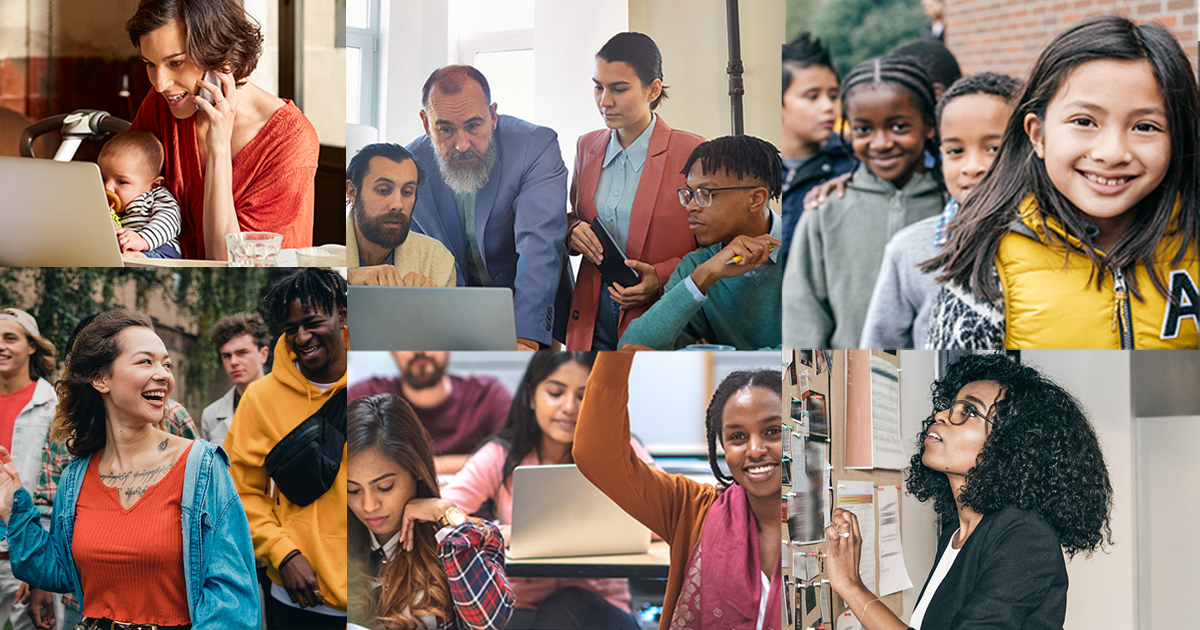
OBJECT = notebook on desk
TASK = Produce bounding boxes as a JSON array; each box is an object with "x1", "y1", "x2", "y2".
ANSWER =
[
  {"x1": 346, "y1": 285, "x2": 517, "y2": 350},
  {"x1": 507, "y1": 464, "x2": 651, "y2": 559},
  {"x1": 0, "y1": 156, "x2": 124, "y2": 267}
]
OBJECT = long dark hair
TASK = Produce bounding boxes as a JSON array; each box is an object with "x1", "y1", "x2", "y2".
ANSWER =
[
  {"x1": 597, "y1": 32, "x2": 668, "y2": 109},
  {"x1": 905, "y1": 354, "x2": 1113, "y2": 557},
  {"x1": 49, "y1": 309, "x2": 156, "y2": 458},
  {"x1": 705, "y1": 369, "x2": 783, "y2": 489},
  {"x1": 347, "y1": 394, "x2": 450, "y2": 628},
  {"x1": 490, "y1": 352, "x2": 595, "y2": 486},
  {"x1": 923, "y1": 15, "x2": 1198, "y2": 303},
  {"x1": 839, "y1": 55, "x2": 942, "y2": 188}
]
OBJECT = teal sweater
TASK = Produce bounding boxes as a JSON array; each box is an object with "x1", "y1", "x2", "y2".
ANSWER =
[{"x1": 620, "y1": 217, "x2": 783, "y2": 350}]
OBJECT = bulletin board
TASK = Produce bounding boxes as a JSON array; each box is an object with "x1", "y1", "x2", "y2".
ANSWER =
[{"x1": 782, "y1": 350, "x2": 904, "y2": 630}]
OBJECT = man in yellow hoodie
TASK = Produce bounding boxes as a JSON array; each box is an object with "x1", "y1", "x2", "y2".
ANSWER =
[{"x1": 224, "y1": 268, "x2": 348, "y2": 629}]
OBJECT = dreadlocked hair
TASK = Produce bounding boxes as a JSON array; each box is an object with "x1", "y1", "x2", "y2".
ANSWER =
[
  {"x1": 840, "y1": 55, "x2": 942, "y2": 188},
  {"x1": 705, "y1": 369, "x2": 783, "y2": 488},
  {"x1": 681, "y1": 135, "x2": 783, "y2": 201},
  {"x1": 264, "y1": 268, "x2": 347, "y2": 325}
]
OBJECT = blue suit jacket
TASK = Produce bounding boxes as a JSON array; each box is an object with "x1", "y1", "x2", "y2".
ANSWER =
[{"x1": 407, "y1": 115, "x2": 573, "y2": 345}]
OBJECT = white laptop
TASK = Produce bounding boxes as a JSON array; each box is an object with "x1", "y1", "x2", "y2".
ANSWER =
[
  {"x1": 507, "y1": 464, "x2": 651, "y2": 559},
  {"x1": 0, "y1": 156, "x2": 124, "y2": 267},
  {"x1": 347, "y1": 285, "x2": 517, "y2": 351}
]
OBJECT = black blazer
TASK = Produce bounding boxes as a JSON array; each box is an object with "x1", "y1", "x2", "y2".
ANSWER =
[{"x1": 911, "y1": 505, "x2": 1068, "y2": 630}]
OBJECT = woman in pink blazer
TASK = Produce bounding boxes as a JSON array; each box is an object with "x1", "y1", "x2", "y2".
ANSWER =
[{"x1": 565, "y1": 32, "x2": 706, "y2": 350}]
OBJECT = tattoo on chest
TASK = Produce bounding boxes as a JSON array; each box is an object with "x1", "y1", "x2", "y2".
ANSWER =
[
  {"x1": 99, "y1": 463, "x2": 173, "y2": 506},
  {"x1": 158, "y1": 438, "x2": 169, "y2": 452}
]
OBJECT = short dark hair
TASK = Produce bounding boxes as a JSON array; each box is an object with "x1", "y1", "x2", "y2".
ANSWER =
[
  {"x1": 126, "y1": 0, "x2": 264, "y2": 86},
  {"x1": 890, "y1": 39, "x2": 962, "y2": 91},
  {"x1": 705, "y1": 369, "x2": 782, "y2": 488},
  {"x1": 934, "y1": 72, "x2": 1020, "y2": 123},
  {"x1": 681, "y1": 135, "x2": 783, "y2": 201},
  {"x1": 346, "y1": 143, "x2": 426, "y2": 195},
  {"x1": 210, "y1": 312, "x2": 271, "y2": 353},
  {"x1": 597, "y1": 32, "x2": 669, "y2": 110},
  {"x1": 782, "y1": 32, "x2": 836, "y2": 96},
  {"x1": 264, "y1": 268, "x2": 347, "y2": 325},
  {"x1": 421, "y1": 65, "x2": 491, "y2": 111},
  {"x1": 100, "y1": 130, "x2": 165, "y2": 178}
]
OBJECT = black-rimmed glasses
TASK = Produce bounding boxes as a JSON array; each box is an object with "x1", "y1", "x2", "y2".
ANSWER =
[
  {"x1": 677, "y1": 186, "x2": 759, "y2": 208},
  {"x1": 942, "y1": 400, "x2": 995, "y2": 425}
]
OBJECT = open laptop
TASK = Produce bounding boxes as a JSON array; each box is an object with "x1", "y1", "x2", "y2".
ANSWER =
[
  {"x1": 347, "y1": 285, "x2": 517, "y2": 350},
  {"x1": 508, "y1": 464, "x2": 651, "y2": 559},
  {"x1": 0, "y1": 156, "x2": 124, "y2": 267}
]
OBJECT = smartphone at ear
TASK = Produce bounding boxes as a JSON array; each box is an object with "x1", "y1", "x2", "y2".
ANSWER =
[{"x1": 195, "y1": 71, "x2": 220, "y2": 110}]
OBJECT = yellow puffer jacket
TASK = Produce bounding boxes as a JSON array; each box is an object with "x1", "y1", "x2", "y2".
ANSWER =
[{"x1": 997, "y1": 198, "x2": 1199, "y2": 349}]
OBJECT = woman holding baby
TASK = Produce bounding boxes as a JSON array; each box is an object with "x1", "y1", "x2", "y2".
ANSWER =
[{"x1": 126, "y1": 0, "x2": 319, "y2": 260}]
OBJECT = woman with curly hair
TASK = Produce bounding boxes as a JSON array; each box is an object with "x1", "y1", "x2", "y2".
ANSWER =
[
  {"x1": 825, "y1": 353, "x2": 1113, "y2": 630},
  {"x1": 347, "y1": 394, "x2": 512, "y2": 630},
  {"x1": 0, "y1": 308, "x2": 259, "y2": 629}
]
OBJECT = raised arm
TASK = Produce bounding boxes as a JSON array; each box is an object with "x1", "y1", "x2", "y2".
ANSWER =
[{"x1": 572, "y1": 352, "x2": 717, "y2": 541}]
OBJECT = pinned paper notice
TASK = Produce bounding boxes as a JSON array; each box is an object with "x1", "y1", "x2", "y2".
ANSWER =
[{"x1": 876, "y1": 486, "x2": 913, "y2": 595}]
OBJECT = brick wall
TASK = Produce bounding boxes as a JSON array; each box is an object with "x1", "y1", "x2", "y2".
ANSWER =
[{"x1": 945, "y1": 0, "x2": 1197, "y2": 79}]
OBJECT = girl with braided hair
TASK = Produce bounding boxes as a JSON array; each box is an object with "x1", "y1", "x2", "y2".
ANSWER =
[
  {"x1": 824, "y1": 353, "x2": 1112, "y2": 629},
  {"x1": 784, "y1": 54, "x2": 950, "y2": 349},
  {"x1": 574, "y1": 352, "x2": 783, "y2": 630}
]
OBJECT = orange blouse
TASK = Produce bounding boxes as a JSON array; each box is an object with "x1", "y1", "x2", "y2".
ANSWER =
[{"x1": 73, "y1": 443, "x2": 193, "y2": 626}]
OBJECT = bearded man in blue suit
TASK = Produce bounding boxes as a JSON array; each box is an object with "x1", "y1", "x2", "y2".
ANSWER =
[{"x1": 407, "y1": 65, "x2": 572, "y2": 350}]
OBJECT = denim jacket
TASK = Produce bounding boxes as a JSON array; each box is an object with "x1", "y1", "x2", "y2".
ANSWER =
[{"x1": 0, "y1": 439, "x2": 260, "y2": 629}]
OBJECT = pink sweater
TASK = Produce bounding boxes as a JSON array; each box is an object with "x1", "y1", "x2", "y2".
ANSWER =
[{"x1": 440, "y1": 440, "x2": 655, "y2": 612}]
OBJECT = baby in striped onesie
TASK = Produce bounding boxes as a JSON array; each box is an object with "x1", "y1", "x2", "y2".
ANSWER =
[{"x1": 99, "y1": 129, "x2": 182, "y2": 259}]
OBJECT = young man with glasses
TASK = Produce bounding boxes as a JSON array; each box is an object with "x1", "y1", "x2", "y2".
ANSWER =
[{"x1": 619, "y1": 135, "x2": 783, "y2": 350}]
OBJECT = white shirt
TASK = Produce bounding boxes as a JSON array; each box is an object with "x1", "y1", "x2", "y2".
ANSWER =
[
  {"x1": 756, "y1": 572, "x2": 770, "y2": 630},
  {"x1": 909, "y1": 529, "x2": 962, "y2": 629}
]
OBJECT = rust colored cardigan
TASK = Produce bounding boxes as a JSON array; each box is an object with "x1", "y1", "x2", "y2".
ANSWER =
[
  {"x1": 573, "y1": 351, "x2": 719, "y2": 630},
  {"x1": 564, "y1": 118, "x2": 705, "y2": 349},
  {"x1": 131, "y1": 89, "x2": 319, "y2": 259}
]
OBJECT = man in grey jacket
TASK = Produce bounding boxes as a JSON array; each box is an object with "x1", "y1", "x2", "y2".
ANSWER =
[{"x1": 200, "y1": 313, "x2": 271, "y2": 448}]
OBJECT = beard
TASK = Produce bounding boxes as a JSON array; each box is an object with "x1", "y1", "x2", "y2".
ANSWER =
[
  {"x1": 435, "y1": 134, "x2": 498, "y2": 194},
  {"x1": 402, "y1": 354, "x2": 447, "y2": 390},
  {"x1": 352, "y1": 196, "x2": 410, "y2": 250}
]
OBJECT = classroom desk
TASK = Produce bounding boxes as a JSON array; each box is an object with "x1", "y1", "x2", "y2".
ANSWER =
[{"x1": 505, "y1": 541, "x2": 671, "y2": 579}]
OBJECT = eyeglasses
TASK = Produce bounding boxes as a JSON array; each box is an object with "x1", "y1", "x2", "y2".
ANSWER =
[
  {"x1": 677, "y1": 186, "x2": 759, "y2": 208},
  {"x1": 941, "y1": 400, "x2": 995, "y2": 425}
]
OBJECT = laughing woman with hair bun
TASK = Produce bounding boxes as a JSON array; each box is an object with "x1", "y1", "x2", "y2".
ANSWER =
[
  {"x1": 0, "y1": 308, "x2": 259, "y2": 630},
  {"x1": 824, "y1": 353, "x2": 1113, "y2": 630}
]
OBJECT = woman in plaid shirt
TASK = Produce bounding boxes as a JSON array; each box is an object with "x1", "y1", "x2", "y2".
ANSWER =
[{"x1": 347, "y1": 394, "x2": 513, "y2": 630}]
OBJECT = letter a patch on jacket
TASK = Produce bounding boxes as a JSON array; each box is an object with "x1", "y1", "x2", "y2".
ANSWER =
[{"x1": 1161, "y1": 270, "x2": 1200, "y2": 339}]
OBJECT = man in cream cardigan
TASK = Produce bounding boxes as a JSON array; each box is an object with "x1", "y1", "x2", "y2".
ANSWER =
[{"x1": 346, "y1": 143, "x2": 457, "y2": 287}]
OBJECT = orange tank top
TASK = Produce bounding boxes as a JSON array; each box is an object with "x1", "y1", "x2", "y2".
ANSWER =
[{"x1": 73, "y1": 442, "x2": 193, "y2": 625}]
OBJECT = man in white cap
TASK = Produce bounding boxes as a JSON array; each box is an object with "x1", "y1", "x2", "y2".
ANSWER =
[{"x1": 0, "y1": 308, "x2": 58, "y2": 630}]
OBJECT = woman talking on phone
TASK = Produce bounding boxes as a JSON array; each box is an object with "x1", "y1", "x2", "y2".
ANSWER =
[
  {"x1": 126, "y1": 0, "x2": 319, "y2": 260},
  {"x1": 825, "y1": 354, "x2": 1113, "y2": 629},
  {"x1": 564, "y1": 32, "x2": 705, "y2": 350}
]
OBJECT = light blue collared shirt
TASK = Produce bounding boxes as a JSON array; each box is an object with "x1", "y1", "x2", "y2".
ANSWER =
[
  {"x1": 592, "y1": 114, "x2": 657, "y2": 253},
  {"x1": 684, "y1": 209, "x2": 782, "y2": 303}
]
